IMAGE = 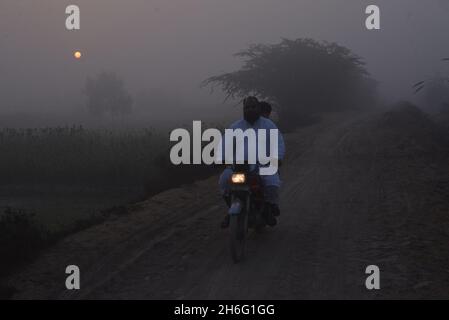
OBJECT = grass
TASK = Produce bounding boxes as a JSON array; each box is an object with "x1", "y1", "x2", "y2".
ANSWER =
[
  {"x1": 0, "y1": 125, "x2": 219, "y2": 291},
  {"x1": 0, "y1": 126, "x2": 168, "y2": 186},
  {"x1": 0, "y1": 207, "x2": 50, "y2": 277}
]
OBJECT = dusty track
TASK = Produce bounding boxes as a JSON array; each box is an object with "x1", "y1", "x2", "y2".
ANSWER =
[{"x1": 8, "y1": 110, "x2": 449, "y2": 299}]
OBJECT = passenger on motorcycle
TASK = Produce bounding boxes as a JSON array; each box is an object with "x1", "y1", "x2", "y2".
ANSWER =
[
  {"x1": 218, "y1": 96, "x2": 285, "y2": 228},
  {"x1": 259, "y1": 101, "x2": 272, "y2": 119}
]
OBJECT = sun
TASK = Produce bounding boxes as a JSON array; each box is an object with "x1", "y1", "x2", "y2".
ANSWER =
[{"x1": 73, "y1": 51, "x2": 82, "y2": 59}]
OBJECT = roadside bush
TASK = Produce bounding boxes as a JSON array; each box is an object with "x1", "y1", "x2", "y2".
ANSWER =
[{"x1": 0, "y1": 207, "x2": 49, "y2": 278}]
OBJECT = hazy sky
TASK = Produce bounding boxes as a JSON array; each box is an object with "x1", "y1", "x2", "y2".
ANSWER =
[{"x1": 1, "y1": 0, "x2": 449, "y2": 114}]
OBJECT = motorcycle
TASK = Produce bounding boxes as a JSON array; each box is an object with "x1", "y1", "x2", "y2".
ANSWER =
[{"x1": 227, "y1": 164, "x2": 267, "y2": 263}]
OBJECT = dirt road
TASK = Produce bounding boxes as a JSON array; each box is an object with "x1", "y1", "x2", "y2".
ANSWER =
[{"x1": 9, "y1": 109, "x2": 449, "y2": 299}]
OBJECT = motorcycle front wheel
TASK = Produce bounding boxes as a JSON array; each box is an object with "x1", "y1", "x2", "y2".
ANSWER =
[{"x1": 229, "y1": 212, "x2": 248, "y2": 263}]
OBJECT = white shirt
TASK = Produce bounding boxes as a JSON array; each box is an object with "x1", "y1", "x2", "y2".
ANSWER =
[{"x1": 218, "y1": 116, "x2": 285, "y2": 187}]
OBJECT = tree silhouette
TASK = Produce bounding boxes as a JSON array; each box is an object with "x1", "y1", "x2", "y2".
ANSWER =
[
  {"x1": 84, "y1": 72, "x2": 133, "y2": 118},
  {"x1": 203, "y1": 38, "x2": 377, "y2": 128}
]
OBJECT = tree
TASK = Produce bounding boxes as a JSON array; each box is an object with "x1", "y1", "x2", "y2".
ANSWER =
[
  {"x1": 84, "y1": 72, "x2": 133, "y2": 118},
  {"x1": 203, "y1": 38, "x2": 377, "y2": 129}
]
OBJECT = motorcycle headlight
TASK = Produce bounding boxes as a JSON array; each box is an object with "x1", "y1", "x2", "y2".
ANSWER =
[{"x1": 231, "y1": 173, "x2": 246, "y2": 184}]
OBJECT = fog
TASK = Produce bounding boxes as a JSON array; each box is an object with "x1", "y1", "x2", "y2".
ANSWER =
[{"x1": 1, "y1": 0, "x2": 449, "y2": 126}]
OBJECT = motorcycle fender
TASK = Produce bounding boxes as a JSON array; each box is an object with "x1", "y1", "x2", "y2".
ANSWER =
[{"x1": 228, "y1": 199, "x2": 243, "y2": 215}]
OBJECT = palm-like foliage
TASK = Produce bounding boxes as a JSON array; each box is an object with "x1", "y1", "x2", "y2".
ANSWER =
[{"x1": 413, "y1": 58, "x2": 449, "y2": 94}]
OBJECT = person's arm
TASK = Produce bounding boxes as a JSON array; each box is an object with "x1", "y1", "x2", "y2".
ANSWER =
[
  {"x1": 278, "y1": 130, "x2": 285, "y2": 163},
  {"x1": 265, "y1": 118, "x2": 285, "y2": 164}
]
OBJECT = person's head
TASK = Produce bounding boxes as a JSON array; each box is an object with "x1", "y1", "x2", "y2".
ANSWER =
[
  {"x1": 259, "y1": 101, "x2": 272, "y2": 118},
  {"x1": 243, "y1": 96, "x2": 261, "y2": 124}
]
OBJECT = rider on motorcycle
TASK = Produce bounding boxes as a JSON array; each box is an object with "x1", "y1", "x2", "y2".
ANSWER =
[
  {"x1": 218, "y1": 96, "x2": 285, "y2": 228},
  {"x1": 259, "y1": 101, "x2": 272, "y2": 119}
]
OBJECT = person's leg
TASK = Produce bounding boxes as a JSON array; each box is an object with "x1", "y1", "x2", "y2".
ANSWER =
[
  {"x1": 262, "y1": 185, "x2": 280, "y2": 226},
  {"x1": 218, "y1": 168, "x2": 233, "y2": 196},
  {"x1": 264, "y1": 186, "x2": 280, "y2": 216},
  {"x1": 218, "y1": 168, "x2": 233, "y2": 228},
  {"x1": 264, "y1": 185, "x2": 280, "y2": 205}
]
